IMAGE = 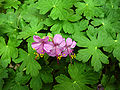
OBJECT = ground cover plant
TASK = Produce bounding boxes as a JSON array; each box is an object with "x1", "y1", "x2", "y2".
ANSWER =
[{"x1": 0, "y1": 0, "x2": 120, "y2": 90}]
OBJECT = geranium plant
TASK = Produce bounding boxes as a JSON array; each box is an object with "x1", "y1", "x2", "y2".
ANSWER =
[{"x1": 0, "y1": 0, "x2": 120, "y2": 90}]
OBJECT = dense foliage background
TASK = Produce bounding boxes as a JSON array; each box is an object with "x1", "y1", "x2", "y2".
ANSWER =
[{"x1": 0, "y1": 0, "x2": 120, "y2": 90}]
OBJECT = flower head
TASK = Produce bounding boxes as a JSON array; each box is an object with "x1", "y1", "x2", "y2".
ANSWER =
[
  {"x1": 44, "y1": 34, "x2": 65, "y2": 63},
  {"x1": 62, "y1": 38, "x2": 76, "y2": 59},
  {"x1": 32, "y1": 35, "x2": 49, "y2": 56}
]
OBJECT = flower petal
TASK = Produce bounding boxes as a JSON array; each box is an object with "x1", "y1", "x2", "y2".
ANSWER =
[
  {"x1": 33, "y1": 35, "x2": 41, "y2": 42},
  {"x1": 56, "y1": 47, "x2": 62, "y2": 56},
  {"x1": 42, "y1": 36, "x2": 49, "y2": 42},
  {"x1": 32, "y1": 42, "x2": 41, "y2": 50},
  {"x1": 53, "y1": 34, "x2": 63, "y2": 44},
  {"x1": 66, "y1": 38, "x2": 72, "y2": 46},
  {"x1": 47, "y1": 49, "x2": 56, "y2": 57},
  {"x1": 62, "y1": 49, "x2": 68, "y2": 57},
  {"x1": 36, "y1": 44, "x2": 44, "y2": 54},
  {"x1": 59, "y1": 39, "x2": 66, "y2": 47},
  {"x1": 71, "y1": 41, "x2": 76, "y2": 48},
  {"x1": 44, "y1": 43, "x2": 54, "y2": 52}
]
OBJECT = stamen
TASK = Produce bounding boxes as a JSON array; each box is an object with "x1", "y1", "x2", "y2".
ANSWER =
[
  {"x1": 33, "y1": 48, "x2": 36, "y2": 50},
  {"x1": 35, "y1": 53, "x2": 39, "y2": 60},
  {"x1": 57, "y1": 55, "x2": 62, "y2": 60},
  {"x1": 40, "y1": 54, "x2": 44, "y2": 58},
  {"x1": 71, "y1": 53, "x2": 76, "y2": 59}
]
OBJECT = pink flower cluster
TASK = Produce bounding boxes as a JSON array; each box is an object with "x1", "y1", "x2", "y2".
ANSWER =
[{"x1": 32, "y1": 34, "x2": 76, "y2": 63}]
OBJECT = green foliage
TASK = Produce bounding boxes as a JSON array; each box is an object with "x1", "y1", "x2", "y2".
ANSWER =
[
  {"x1": 74, "y1": 31, "x2": 111, "y2": 71},
  {"x1": 0, "y1": 66, "x2": 8, "y2": 89},
  {"x1": 4, "y1": 0, "x2": 21, "y2": 9},
  {"x1": 30, "y1": 67, "x2": 53, "y2": 90},
  {"x1": 37, "y1": 0, "x2": 76, "y2": 20},
  {"x1": 53, "y1": 62, "x2": 99, "y2": 90},
  {"x1": 101, "y1": 75, "x2": 120, "y2": 90},
  {"x1": 75, "y1": 0, "x2": 105, "y2": 19},
  {"x1": 15, "y1": 48, "x2": 41, "y2": 77},
  {"x1": 0, "y1": 0, "x2": 120, "y2": 89},
  {"x1": 3, "y1": 69, "x2": 30, "y2": 90},
  {"x1": 0, "y1": 37, "x2": 21, "y2": 67}
]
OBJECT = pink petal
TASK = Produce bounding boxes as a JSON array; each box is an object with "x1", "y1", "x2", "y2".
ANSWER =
[
  {"x1": 33, "y1": 35, "x2": 41, "y2": 42},
  {"x1": 32, "y1": 42, "x2": 41, "y2": 50},
  {"x1": 42, "y1": 36, "x2": 49, "y2": 42},
  {"x1": 56, "y1": 47, "x2": 62, "y2": 56},
  {"x1": 47, "y1": 49, "x2": 56, "y2": 57},
  {"x1": 59, "y1": 39, "x2": 66, "y2": 47},
  {"x1": 71, "y1": 41, "x2": 76, "y2": 48},
  {"x1": 44, "y1": 43, "x2": 54, "y2": 52},
  {"x1": 62, "y1": 49, "x2": 68, "y2": 57},
  {"x1": 68, "y1": 48, "x2": 73, "y2": 54},
  {"x1": 66, "y1": 38, "x2": 72, "y2": 46},
  {"x1": 36, "y1": 44, "x2": 44, "y2": 54},
  {"x1": 53, "y1": 34, "x2": 63, "y2": 44}
]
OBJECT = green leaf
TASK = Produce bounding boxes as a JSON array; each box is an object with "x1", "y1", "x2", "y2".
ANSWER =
[
  {"x1": 15, "y1": 72, "x2": 31, "y2": 85},
  {"x1": 0, "y1": 79, "x2": 4, "y2": 90},
  {"x1": 21, "y1": 3, "x2": 46, "y2": 23},
  {"x1": 101, "y1": 75, "x2": 118, "y2": 90},
  {"x1": 0, "y1": 9, "x2": 20, "y2": 36},
  {"x1": 91, "y1": 14, "x2": 120, "y2": 34},
  {"x1": 30, "y1": 67, "x2": 53, "y2": 90},
  {"x1": 73, "y1": 20, "x2": 89, "y2": 32},
  {"x1": 50, "y1": 19, "x2": 88, "y2": 34},
  {"x1": 16, "y1": 48, "x2": 41, "y2": 77},
  {"x1": 63, "y1": 21, "x2": 74, "y2": 34},
  {"x1": 39, "y1": 67, "x2": 53, "y2": 83},
  {"x1": 11, "y1": 84, "x2": 29, "y2": 90},
  {"x1": 75, "y1": 0, "x2": 104, "y2": 19},
  {"x1": 17, "y1": 19, "x2": 43, "y2": 39},
  {"x1": 0, "y1": 67, "x2": 8, "y2": 89},
  {"x1": 103, "y1": 33, "x2": 120, "y2": 61},
  {"x1": 75, "y1": 32, "x2": 110, "y2": 71},
  {"x1": 50, "y1": 21, "x2": 63, "y2": 34},
  {"x1": 37, "y1": 0, "x2": 76, "y2": 20},
  {"x1": 0, "y1": 37, "x2": 21, "y2": 67},
  {"x1": 30, "y1": 75, "x2": 42, "y2": 90},
  {"x1": 67, "y1": 14, "x2": 82, "y2": 22},
  {"x1": 3, "y1": 69, "x2": 29, "y2": 90},
  {"x1": 4, "y1": 0, "x2": 21, "y2": 9},
  {"x1": 53, "y1": 62, "x2": 99, "y2": 90}
]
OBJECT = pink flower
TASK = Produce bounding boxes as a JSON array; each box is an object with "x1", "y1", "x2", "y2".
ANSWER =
[
  {"x1": 62, "y1": 38, "x2": 76, "y2": 59},
  {"x1": 32, "y1": 35, "x2": 49, "y2": 55},
  {"x1": 44, "y1": 34, "x2": 65, "y2": 63}
]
